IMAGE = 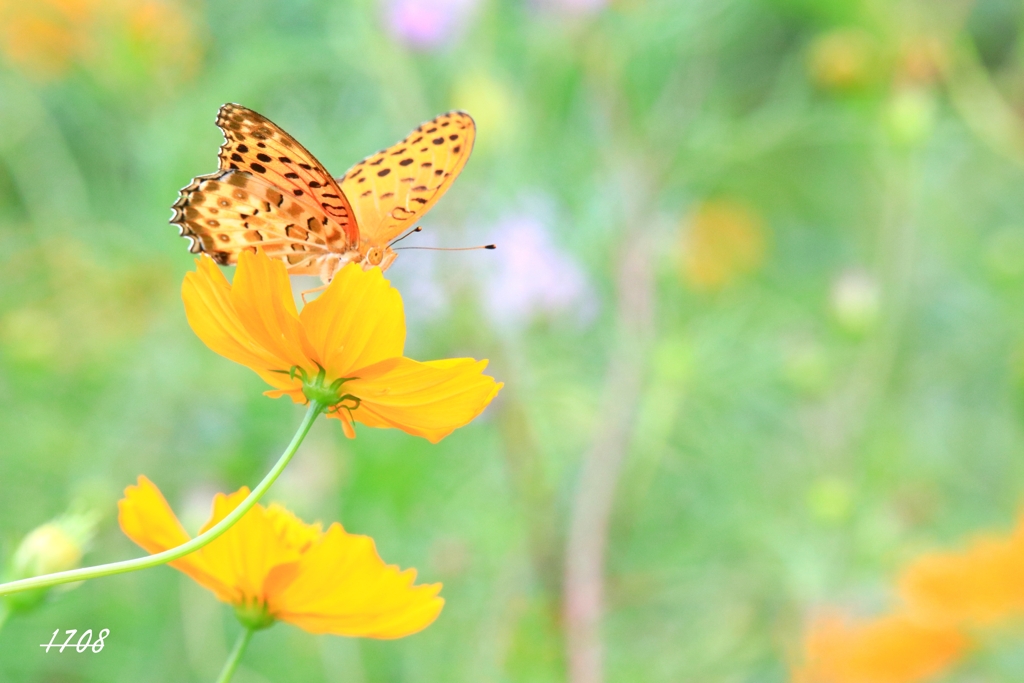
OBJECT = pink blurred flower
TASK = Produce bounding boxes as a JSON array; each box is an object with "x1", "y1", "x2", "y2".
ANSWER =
[
  {"x1": 385, "y1": 0, "x2": 477, "y2": 49},
  {"x1": 481, "y1": 215, "x2": 596, "y2": 329}
]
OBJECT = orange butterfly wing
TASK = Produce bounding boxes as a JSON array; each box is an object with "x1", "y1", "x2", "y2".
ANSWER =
[
  {"x1": 214, "y1": 104, "x2": 358, "y2": 247},
  {"x1": 338, "y1": 111, "x2": 475, "y2": 248},
  {"x1": 171, "y1": 170, "x2": 336, "y2": 274}
]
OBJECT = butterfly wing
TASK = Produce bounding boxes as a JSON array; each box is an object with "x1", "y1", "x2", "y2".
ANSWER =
[
  {"x1": 172, "y1": 169, "x2": 335, "y2": 274},
  {"x1": 213, "y1": 103, "x2": 358, "y2": 249},
  {"x1": 338, "y1": 111, "x2": 475, "y2": 248}
]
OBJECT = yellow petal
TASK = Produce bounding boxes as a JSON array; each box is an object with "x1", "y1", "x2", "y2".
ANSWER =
[
  {"x1": 267, "y1": 524, "x2": 444, "y2": 638},
  {"x1": 117, "y1": 476, "x2": 237, "y2": 603},
  {"x1": 193, "y1": 488, "x2": 311, "y2": 602},
  {"x1": 299, "y1": 263, "x2": 406, "y2": 378},
  {"x1": 182, "y1": 256, "x2": 288, "y2": 373},
  {"x1": 182, "y1": 252, "x2": 318, "y2": 389},
  {"x1": 794, "y1": 613, "x2": 968, "y2": 683},
  {"x1": 339, "y1": 357, "x2": 503, "y2": 443},
  {"x1": 228, "y1": 250, "x2": 318, "y2": 369},
  {"x1": 898, "y1": 530, "x2": 1024, "y2": 626}
]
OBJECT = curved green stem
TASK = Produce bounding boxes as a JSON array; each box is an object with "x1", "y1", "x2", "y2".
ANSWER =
[
  {"x1": 0, "y1": 402, "x2": 324, "y2": 598},
  {"x1": 215, "y1": 627, "x2": 254, "y2": 683}
]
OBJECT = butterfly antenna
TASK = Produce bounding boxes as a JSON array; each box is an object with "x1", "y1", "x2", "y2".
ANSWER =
[
  {"x1": 388, "y1": 226, "x2": 423, "y2": 247},
  {"x1": 393, "y1": 244, "x2": 497, "y2": 251}
]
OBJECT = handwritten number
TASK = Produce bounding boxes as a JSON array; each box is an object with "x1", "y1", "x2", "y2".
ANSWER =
[
  {"x1": 59, "y1": 630, "x2": 76, "y2": 653},
  {"x1": 40, "y1": 628, "x2": 109, "y2": 652},
  {"x1": 75, "y1": 629, "x2": 93, "y2": 653},
  {"x1": 40, "y1": 630, "x2": 59, "y2": 652}
]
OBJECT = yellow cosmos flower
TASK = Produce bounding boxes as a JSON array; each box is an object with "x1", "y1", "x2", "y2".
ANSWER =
[
  {"x1": 182, "y1": 249, "x2": 502, "y2": 443},
  {"x1": 119, "y1": 476, "x2": 443, "y2": 637}
]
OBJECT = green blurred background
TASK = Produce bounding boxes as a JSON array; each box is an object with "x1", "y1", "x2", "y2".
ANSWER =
[{"x1": 3, "y1": 0, "x2": 1024, "y2": 680}]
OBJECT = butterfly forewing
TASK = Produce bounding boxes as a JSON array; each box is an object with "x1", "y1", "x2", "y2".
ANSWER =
[
  {"x1": 214, "y1": 104, "x2": 358, "y2": 248},
  {"x1": 172, "y1": 170, "x2": 332, "y2": 274},
  {"x1": 338, "y1": 111, "x2": 475, "y2": 247}
]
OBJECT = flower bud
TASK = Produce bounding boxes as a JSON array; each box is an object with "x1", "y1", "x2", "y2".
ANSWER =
[
  {"x1": 4, "y1": 510, "x2": 99, "y2": 613},
  {"x1": 830, "y1": 270, "x2": 881, "y2": 335},
  {"x1": 680, "y1": 200, "x2": 767, "y2": 291},
  {"x1": 12, "y1": 524, "x2": 82, "y2": 578},
  {"x1": 807, "y1": 29, "x2": 877, "y2": 91},
  {"x1": 884, "y1": 87, "x2": 937, "y2": 149},
  {"x1": 806, "y1": 477, "x2": 854, "y2": 524}
]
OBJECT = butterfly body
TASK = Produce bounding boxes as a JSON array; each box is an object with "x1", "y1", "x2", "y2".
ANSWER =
[{"x1": 171, "y1": 104, "x2": 474, "y2": 281}]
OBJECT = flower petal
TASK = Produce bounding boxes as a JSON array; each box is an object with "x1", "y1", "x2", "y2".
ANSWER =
[
  {"x1": 898, "y1": 529, "x2": 1024, "y2": 626},
  {"x1": 228, "y1": 250, "x2": 318, "y2": 369},
  {"x1": 182, "y1": 256, "x2": 288, "y2": 373},
  {"x1": 117, "y1": 476, "x2": 236, "y2": 602},
  {"x1": 793, "y1": 613, "x2": 968, "y2": 683},
  {"x1": 182, "y1": 252, "x2": 317, "y2": 388},
  {"x1": 299, "y1": 263, "x2": 405, "y2": 378},
  {"x1": 337, "y1": 357, "x2": 503, "y2": 443},
  {"x1": 193, "y1": 488, "x2": 310, "y2": 603},
  {"x1": 266, "y1": 524, "x2": 444, "y2": 638}
]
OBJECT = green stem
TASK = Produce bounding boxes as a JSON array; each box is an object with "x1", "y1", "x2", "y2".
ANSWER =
[
  {"x1": 215, "y1": 627, "x2": 254, "y2": 683},
  {"x1": 0, "y1": 402, "x2": 324, "y2": 598}
]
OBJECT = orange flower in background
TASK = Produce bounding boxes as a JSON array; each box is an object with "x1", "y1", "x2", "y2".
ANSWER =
[
  {"x1": 792, "y1": 514, "x2": 1024, "y2": 682},
  {"x1": 119, "y1": 476, "x2": 443, "y2": 638},
  {"x1": 0, "y1": 0, "x2": 95, "y2": 76},
  {"x1": 806, "y1": 28, "x2": 877, "y2": 91},
  {"x1": 0, "y1": 0, "x2": 198, "y2": 82},
  {"x1": 182, "y1": 249, "x2": 502, "y2": 443},
  {"x1": 898, "y1": 515, "x2": 1024, "y2": 626},
  {"x1": 680, "y1": 200, "x2": 766, "y2": 291},
  {"x1": 794, "y1": 613, "x2": 968, "y2": 683}
]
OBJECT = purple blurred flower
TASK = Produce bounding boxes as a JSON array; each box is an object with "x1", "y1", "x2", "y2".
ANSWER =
[
  {"x1": 386, "y1": 0, "x2": 478, "y2": 49},
  {"x1": 481, "y1": 215, "x2": 596, "y2": 329}
]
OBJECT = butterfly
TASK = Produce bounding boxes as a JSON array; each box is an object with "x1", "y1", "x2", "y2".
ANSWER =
[{"x1": 171, "y1": 103, "x2": 476, "y2": 281}]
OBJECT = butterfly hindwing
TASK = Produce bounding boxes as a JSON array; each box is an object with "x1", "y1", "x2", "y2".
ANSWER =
[
  {"x1": 172, "y1": 170, "x2": 333, "y2": 274},
  {"x1": 338, "y1": 111, "x2": 475, "y2": 247},
  {"x1": 214, "y1": 103, "x2": 358, "y2": 249}
]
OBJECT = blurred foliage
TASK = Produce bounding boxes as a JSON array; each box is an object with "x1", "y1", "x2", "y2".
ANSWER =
[{"x1": 2, "y1": 0, "x2": 1024, "y2": 681}]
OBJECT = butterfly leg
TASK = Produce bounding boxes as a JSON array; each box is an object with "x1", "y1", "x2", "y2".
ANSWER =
[{"x1": 300, "y1": 284, "x2": 329, "y2": 304}]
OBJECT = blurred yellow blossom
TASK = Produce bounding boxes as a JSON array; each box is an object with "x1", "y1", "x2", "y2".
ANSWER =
[
  {"x1": 680, "y1": 200, "x2": 766, "y2": 291},
  {"x1": 794, "y1": 513, "x2": 1024, "y2": 682},
  {"x1": 0, "y1": 0, "x2": 96, "y2": 77},
  {"x1": 807, "y1": 29, "x2": 878, "y2": 91},
  {"x1": 895, "y1": 35, "x2": 947, "y2": 87},
  {"x1": 0, "y1": 0, "x2": 199, "y2": 84},
  {"x1": 793, "y1": 613, "x2": 968, "y2": 683},
  {"x1": 898, "y1": 516, "x2": 1024, "y2": 627}
]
